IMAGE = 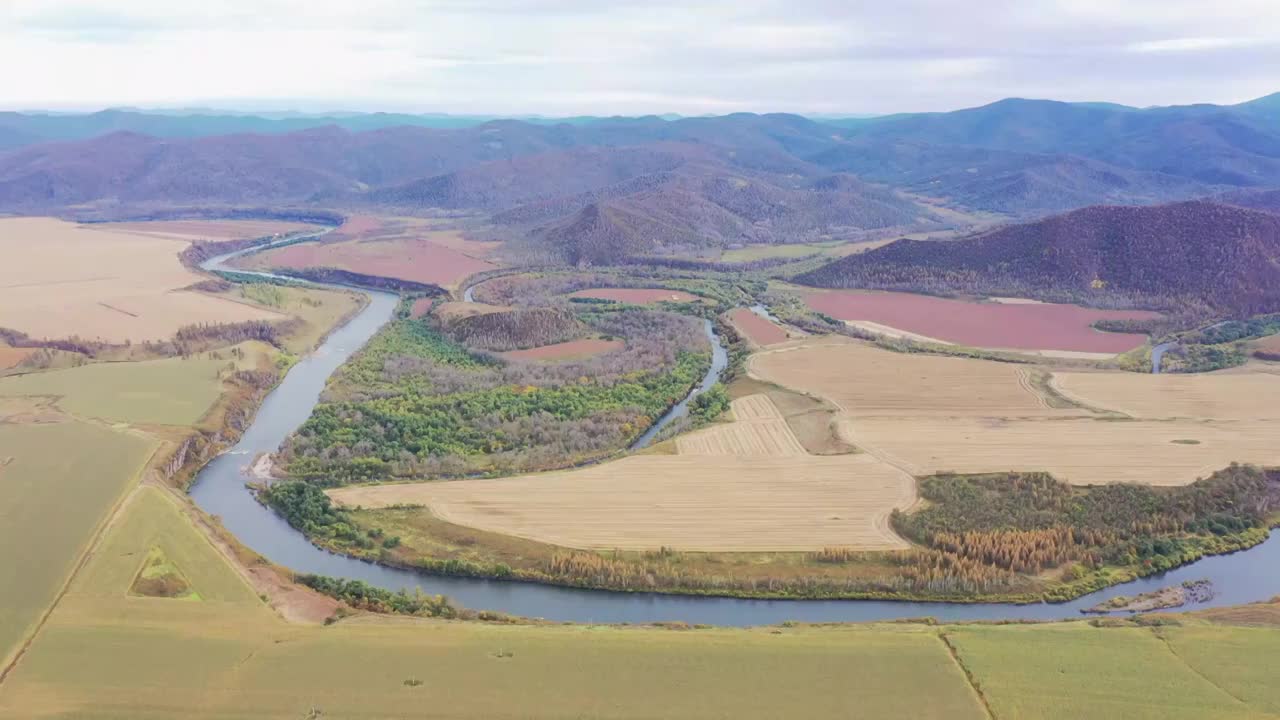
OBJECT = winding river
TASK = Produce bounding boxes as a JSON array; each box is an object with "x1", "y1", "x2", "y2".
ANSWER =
[{"x1": 190, "y1": 245, "x2": 1280, "y2": 626}]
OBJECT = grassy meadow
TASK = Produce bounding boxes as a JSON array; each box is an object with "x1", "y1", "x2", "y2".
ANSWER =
[
  {"x1": 231, "y1": 283, "x2": 365, "y2": 354},
  {"x1": 0, "y1": 420, "x2": 155, "y2": 669}
]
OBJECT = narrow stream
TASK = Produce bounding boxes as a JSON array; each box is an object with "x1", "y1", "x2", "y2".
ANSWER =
[{"x1": 188, "y1": 246, "x2": 1280, "y2": 625}]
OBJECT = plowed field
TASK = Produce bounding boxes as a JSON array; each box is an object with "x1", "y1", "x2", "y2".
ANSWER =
[{"x1": 730, "y1": 308, "x2": 791, "y2": 346}]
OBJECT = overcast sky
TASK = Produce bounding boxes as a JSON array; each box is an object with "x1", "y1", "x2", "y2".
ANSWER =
[{"x1": 3, "y1": 0, "x2": 1279, "y2": 115}]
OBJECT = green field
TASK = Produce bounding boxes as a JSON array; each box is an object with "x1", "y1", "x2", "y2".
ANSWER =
[
  {"x1": 0, "y1": 420, "x2": 155, "y2": 669},
  {"x1": 946, "y1": 624, "x2": 1263, "y2": 720},
  {"x1": 1163, "y1": 625, "x2": 1280, "y2": 715},
  {"x1": 3, "y1": 480, "x2": 1279, "y2": 719},
  {"x1": 0, "y1": 356, "x2": 230, "y2": 425},
  {"x1": 720, "y1": 242, "x2": 842, "y2": 263}
]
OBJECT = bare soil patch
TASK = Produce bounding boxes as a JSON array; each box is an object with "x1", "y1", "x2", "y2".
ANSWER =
[
  {"x1": 568, "y1": 288, "x2": 698, "y2": 304},
  {"x1": 803, "y1": 290, "x2": 1156, "y2": 353},
  {"x1": 729, "y1": 308, "x2": 790, "y2": 346},
  {"x1": 95, "y1": 219, "x2": 318, "y2": 241},
  {"x1": 501, "y1": 338, "x2": 623, "y2": 361},
  {"x1": 0, "y1": 218, "x2": 283, "y2": 343},
  {"x1": 236, "y1": 233, "x2": 496, "y2": 289},
  {"x1": 0, "y1": 347, "x2": 34, "y2": 370}
]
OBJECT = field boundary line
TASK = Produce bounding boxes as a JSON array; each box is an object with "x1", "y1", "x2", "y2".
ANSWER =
[
  {"x1": 937, "y1": 631, "x2": 997, "y2": 720},
  {"x1": 0, "y1": 441, "x2": 158, "y2": 687},
  {"x1": 1151, "y1": 628, "x2": 1254, "y2": 709}
]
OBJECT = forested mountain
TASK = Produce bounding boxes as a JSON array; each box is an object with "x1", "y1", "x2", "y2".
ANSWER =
[{"x1": 797, "y1": 201, "x2": 1280, "y2": 317}]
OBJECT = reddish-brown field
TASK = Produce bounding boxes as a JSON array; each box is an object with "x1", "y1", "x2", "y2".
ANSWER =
[
  {"x1": 501, "y1": 338, "x2": 623, "y2": 361},
  {"x1": 0, "y1": 347, "x2": 34, "y2": 370},
  {"x1": 1254, "y1": 334, "x2": 1280, "y2": 355},
  {"x1": 96, "y1": 219, "x2": 319, "y2": 241},
  {"x1": 568, "y1": 288, "x2": 698, "y2": 304},
  {"x1": 803, "y1": 290, "x2": 1156, "y2": 353},
  {"x1": 239, "y1": 235, "x2": 496, "y2": 289},
  {"x1": 730, "y1": 308, "x2": 791, "y2": 346}
]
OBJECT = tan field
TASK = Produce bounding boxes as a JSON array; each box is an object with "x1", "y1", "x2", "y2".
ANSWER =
[
  {"x1": 1052, "y1": 371, "x2": 1280, "y2": 420},
  {"x1": 676, "y1": 395, "x2": 807, "y2": 456},
  {"x1": 331, "y1": 395, "x2": 914, "y2": 551},
  {"x1": 331, "y1": 453, "x2": 913, "y2": 551},
  {"x1": 840, "y1": 417, "x2": 1280, "y2": 486},
  {"x1": 748, "y1": 338, "x2": 1280, "y2": 487},
  {"x1": 0, "y1": 218, "x2": 283, "y2": 343},
  {"x1": 92, "y1": 219, "x2": 319, "y2": 242},
  {"x1": 750, "y1": 338, "x2": 1074, "y2": 417}
]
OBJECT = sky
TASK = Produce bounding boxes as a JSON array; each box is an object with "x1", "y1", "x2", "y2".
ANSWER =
[{"x1": 3, "y1": 0, "x2": 1279, "y2": 115}]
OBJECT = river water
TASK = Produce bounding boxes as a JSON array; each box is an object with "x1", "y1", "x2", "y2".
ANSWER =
[{"x1": 189, "y1": 247, "x2": 1280, "y2": 626}]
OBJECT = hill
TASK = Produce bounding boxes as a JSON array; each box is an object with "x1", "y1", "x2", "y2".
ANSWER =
[{"x1": 797, "y1": 200, "x2": 1280, "y2": 317}]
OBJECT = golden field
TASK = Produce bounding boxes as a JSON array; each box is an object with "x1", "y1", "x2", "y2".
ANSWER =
[
  {"x1": 0, "y1": 218, "x2": 282, "y2": 343},
  {"x1": 331, "y1": 395, "x2": 915, "y2": 552},
  {"x1": 751, "y1": 338, "x2": 1280, "y2": 486}
]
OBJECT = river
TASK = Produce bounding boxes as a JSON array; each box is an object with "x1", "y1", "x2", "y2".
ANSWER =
[{"x1": 189, "y1": 246, "x2": 1280, "y2": 626}]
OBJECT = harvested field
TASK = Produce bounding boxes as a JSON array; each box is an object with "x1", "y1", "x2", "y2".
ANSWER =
[
  {"x1": 568, "y1": 288, "x2": 698, "y2": 304},
  {"x1": 0, "y1": 218, "x2": 283, "y2": 343},
  {"x1": 331, "y1": 453, "x2": 914, "y2": 552},
  {"x1": 0, "y1": 347, "x2": 33, "y2": 370},
  {"x1": 1052, "y1": 372, "x2": 1280, "y2": 420},
  {"x1": 0, "y1": 354, "x2": 236, "y2": 426},
  {"x1": 501, "y1": 338, "x2": 623, "y2": 361},
  {"x1": 730, "y1": 308, "x2": 791, "y2": 346},
  {"x1": 676, "y1": 395, "x2": 807, "y2": 456},
  {"x1": 749, "y1": 338, "x2": 1074, "y2": 418},
  {"x1": 0, "y1": 420, "x2": 155, "y2": 667},
  {"x1": 949, "y1": 624, "x2": 1253, "y2": 720},
  {"x1": 803, "y1": 289, "x2": 1156, "y2": 353},
  {"x1": 233, "y1": 231, "x2": 496, "y2": 289},
  {"x1": 93, "y1": 219, "x2": 318, "y2": 242},
  {"x1": 839, "y1": 416, "x2": 1280, "y2": 486}
]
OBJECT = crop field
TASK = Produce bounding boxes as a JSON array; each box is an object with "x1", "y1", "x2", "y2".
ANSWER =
[
  {"x1": 94, "y1": 219, "x2": 319, "y2": 241},
  {"x1": 567, "y1": 287, "x2": 698, "y2": 303},
  {"x1": 1052, "y1": 371, "x2": 1280, "y2": 420},
  {"x1": 221, "y1": 283, "x2": 364, "y2": 354},
  {"x1": 0, "y1": 218, "x2": 283, "y2": 343},
  {"x1": 947, "y1": 624, "x2": 1259, "y2": 720},
  {"x1": 0, "y1": 354, "x2": 234, "y2": 426},
  {"x1": 501, "y1": 337, "x2": 623, "y2": 361},
  {"x1": 329, "y1": 452, "x2": 915, "y2": 551},
  {"x1": 1161, "y1": 625, "x2": 1280, "y2": 716},
  {"x1": 803, "y1": 289, "x2": 1157, "y2": 353},
  {"x1": 0, "y1": 419, "x2": 155, "y2": 669},
  {"x1": 749, "y1": 338, "x2": 1075, "y2": 418},
  {"x1": 677, "y1": 395, "x2": 807, "y2": 456},
  {"x1": 841, "y1": 416, "x2": 1280, "y2": 486},
  {"x1": 1254, "y1": 334, "x2": 1280, "y2": 354},
  {"x1": 729, "y1": 307, "x2": 792, "y2": 346},
  {"x1": 233, "y1": 225, "x2": 497, "y2": 289}
]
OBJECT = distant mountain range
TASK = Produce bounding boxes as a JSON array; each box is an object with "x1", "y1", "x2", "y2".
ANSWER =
[
  {"x1": 797, "y1": 200, "x2": 1280, "y2": 318},
  {"x1": 2, "y1": 94, "x2": 1279, "y2": 266}
]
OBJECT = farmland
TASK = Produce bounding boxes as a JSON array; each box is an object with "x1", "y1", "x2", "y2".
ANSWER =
[
  {"x1": 802, "y1": 289, "x2": 1156, "y2": 353},
  {"x1": 232, "y1": 223, "x2": 497, "y2": 290},
  {"x1": 567, "y1": 287, "x2": 699, "y2": 303},
  {"x1": 945, "y1": 624, "x2": 1262, "y2": 720},
  {"x1": 500, "y1": 337, "x2": 623, "y2": 361},
  {"x1": 93, "y1": 219, "x2": 319, "y2": 241},
  {"x1": 749, "y1": 338, "x2": 1074, "y2": 417},
  {"x1": 1053, "y1": 371, "x2": 1280, "y2": 420},
  {"x1": 0, "y1": 217, "x2": 283, "y2": 343},
  {"x1": 729, "y1": 307, "x2": 792, "y2": 346},
  {"x1": 0, "y1": 354, "x2": 235, "y2": 426},
  {"x1": 330, "y1": 394, "x2": 914, "y2": 551},
  {"x1": 0, "y1": 419, "x2": 155, "y2": 669},
  {"x1": 0, "y1": 347, "x2": 33, "y2": 370}
]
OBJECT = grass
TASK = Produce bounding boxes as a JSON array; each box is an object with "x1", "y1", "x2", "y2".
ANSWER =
[
  {"x1": 0, "y1": 355, "x2": 233, "y2": 426},
  {"x1": 230, "y1": 283, "x2": 365, "y2": 354},
  {"x1": 0, "y1": 420, "x2": 155, "y2": 668},
  {"x1": 1162, "y1": 625, "x2": 1280, "y2": 715},
  {"x1": 946, "y1": 624, "x2": 1261, "y2": 720},
  {"x1": 128, "y1": 547, "x2": 200, "y2": 601}
]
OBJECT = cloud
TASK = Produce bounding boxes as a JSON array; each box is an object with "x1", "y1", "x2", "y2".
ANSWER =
[{"x1": 1, "y1": 0, "x2": 1278, "y2": 113}]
